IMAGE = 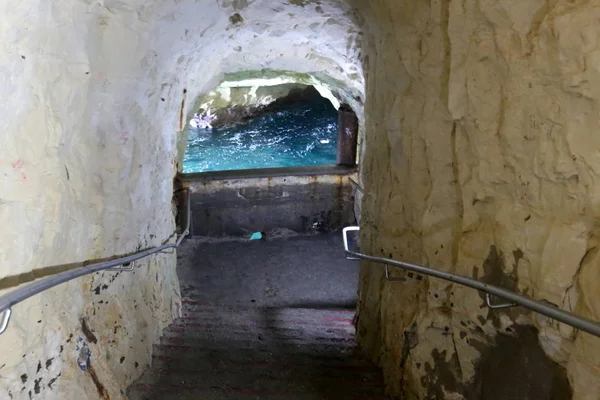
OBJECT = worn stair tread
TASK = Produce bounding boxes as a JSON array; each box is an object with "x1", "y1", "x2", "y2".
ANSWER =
[
  {"x1": 159, "y1": 333, "x2": 355, "y2": 347},
  {"x1": 164, "y1": 324, "x2": 354, "y2": 339},
  {"x1": 143, "y1": 351, "x2": 380, "y2": 375},
  {"x1": 180, "y1": 302, "x2": 355, "y2": 315},
  {"x1": 130, "y1": 377, "x2": 385, "y2": 397},
  {"x1": 152, "y1": 344, "x2": 370, "y2": 366},
  {"x1": 174, "y1": 315, "x2": 354, "y2": 328},
  {"x1": 129, "y1": 382, "x2": 385, "y2": 400},
  {"x1": 148, "y1": 359, "x2": 380, "y2": 375},
  {"x1": 179, "y1": 309, "x2": 356, "y2": 326},
  {"x1": 132, "y1": 364, "x2": 383, "y2": 389}
]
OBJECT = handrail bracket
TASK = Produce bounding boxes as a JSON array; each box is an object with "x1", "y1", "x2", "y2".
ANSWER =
[
  {"x1": 107, "y1": 261, "x2": 136, "y2": 272},
  {"x1": 342, "y1": 226, "x2": 360, "y2": 260},
  {"x1": 0, "y1": 308, "x2": 12, "y2": 335},
  {"x1": 385, "y1": 264, "x2": 406, "y2": 282},
  {"x1": 486, "y1": 293, "x2": 517, "y2": 309}
]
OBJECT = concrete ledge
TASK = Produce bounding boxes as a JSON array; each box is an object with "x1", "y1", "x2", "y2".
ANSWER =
[
  {"x1": 181, "y1": 165, "x2": 356, "y2": 182},
  {"x1": 181, "y1": 166, "x2": 357, "y2": 237}
]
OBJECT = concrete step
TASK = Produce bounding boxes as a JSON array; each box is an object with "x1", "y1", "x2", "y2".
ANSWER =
[
  {"x1": 129, "y1": 382, "x2": 385, "y2": 400},
  {"x1": 151, "y1": 344, "x2": 371, "y2": 367},
  {"x1": 159, "y1": 332, "x2": 356, "y2": 349},
  {"x1": 130, "y1": 359, "x2": 385, "y2": 400},
  {"x1": 155, "y1": 337, "x2": 357, "y2": 353},
  {"x1": 170, "y1": 313, "x2": 355, "y2": 334},
  {"x1": 180, "y1": 301, "x2": 356, "y2": 320},
  {"x1": 165, "y1": 321, "x2": 354, "y2": 337},
  {"x1": 134, "y1": 360, "x2": 382, "y2": 387}
]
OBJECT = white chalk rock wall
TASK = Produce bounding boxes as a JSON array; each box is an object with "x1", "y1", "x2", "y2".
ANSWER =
[
  {"x1": 355, "y1": 0, "x2": 600, "y2": 398},
  {"x1": 0, "y1": 2, "x2": 182, "y2": 399},
  {"x1": 0, "y1": 0, "x2": 363, "y2": 399}
]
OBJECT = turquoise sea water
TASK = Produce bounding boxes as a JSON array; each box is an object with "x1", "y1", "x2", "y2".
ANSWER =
[{"x1": 183, "y1": 96, "x2": 338, "y2": 173}]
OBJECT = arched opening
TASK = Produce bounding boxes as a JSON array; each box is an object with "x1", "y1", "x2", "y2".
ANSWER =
[
  {"x1": 182, "y1": 81, "x2": 343, "y2": 173},
  {"x1": 178, "y1": 66, "x2": 362, "y2": 176}
]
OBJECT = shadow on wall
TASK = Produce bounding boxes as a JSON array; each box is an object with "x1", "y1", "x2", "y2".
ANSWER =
[
  {"x1": 418, "y1": 324, "x2": 573, "y2": 399},
  {"x1": 466, "y1": 325, "x2": 572, "y2": 399}
]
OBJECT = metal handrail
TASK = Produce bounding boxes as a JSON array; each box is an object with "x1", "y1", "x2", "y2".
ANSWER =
[
  {"x1": 0, "y1": 190, "x2": 191, "y2": 335},
  {"x1": 342, "y1": 226, "x2": 600, "y2": 338}
]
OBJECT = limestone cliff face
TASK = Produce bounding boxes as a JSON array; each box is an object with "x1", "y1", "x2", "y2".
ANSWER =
[
  {"x1": 199, "y1": 83, "x2": 309, "y2": 111},
  {"x1": 355, "y1": 0, "x2": 600, "y2": 398},
  {"x1": 194, "y1": 83, "x2": 332, "y2": 128}
]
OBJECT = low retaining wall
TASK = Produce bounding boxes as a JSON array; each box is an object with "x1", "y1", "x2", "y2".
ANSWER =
[{"x1": 182, "y1": 166, "x2": 357, "y2": 237}]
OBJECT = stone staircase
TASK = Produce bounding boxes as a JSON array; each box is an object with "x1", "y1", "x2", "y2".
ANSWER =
[
  {"x1": 127, "y1": 232, "x2": 387, "y2": 399},
  {"x1": 128, "y1": 298, "x2": 386, "y2": 399}
]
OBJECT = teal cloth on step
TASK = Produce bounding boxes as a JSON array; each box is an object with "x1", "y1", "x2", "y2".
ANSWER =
[{"x1": 250, "y1": 232, "x2": 263, "y2": 240}]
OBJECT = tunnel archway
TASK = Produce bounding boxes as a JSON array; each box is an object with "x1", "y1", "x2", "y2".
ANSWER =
[
  {"x1": 179, "y1": 72, "x2": 361, "y2": 173},
  {"x1": 4, "y1": 0, "x2": 599, "y2": 399},
  {"x1": 146, "y1": 0, "x2": 365, "y2": 131}
]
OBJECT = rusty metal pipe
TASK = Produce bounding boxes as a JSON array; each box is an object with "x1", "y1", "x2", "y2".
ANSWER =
[{"x1": 336, "y1": 105, "x2": 358, "y2": 166}]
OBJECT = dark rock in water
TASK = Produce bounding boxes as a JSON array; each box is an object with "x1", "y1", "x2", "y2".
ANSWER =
[
  {"x1": 210, "y1": 105, "x2": 261, "y2": 128},
  {"x1": 211, "y1": 86, "x2": 327, "y2": 129}
]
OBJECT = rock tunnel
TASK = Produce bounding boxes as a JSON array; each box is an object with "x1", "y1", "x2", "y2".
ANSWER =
[{"x1": 1, "y1": 0, "x2": 600, "y2": 398}]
